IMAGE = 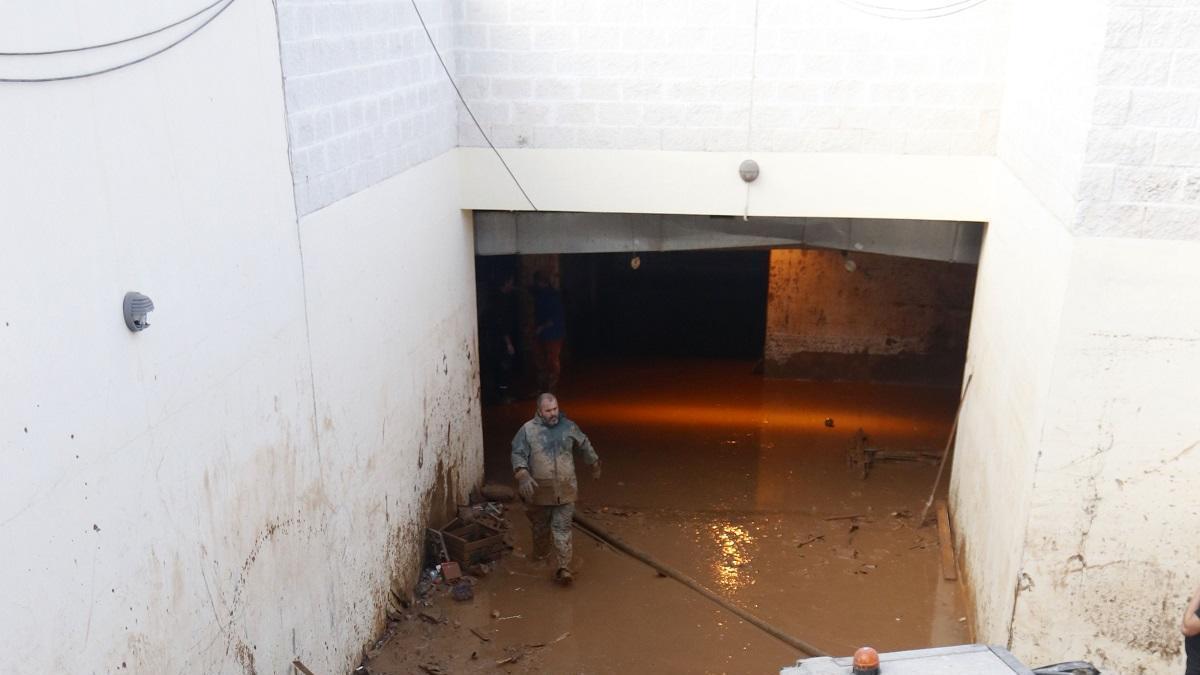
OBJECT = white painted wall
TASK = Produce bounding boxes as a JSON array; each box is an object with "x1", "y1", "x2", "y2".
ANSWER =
[
  {"x1": 945, "y1": 0, "x2": 1105, "y2": 649},
  {"x1": 949, "y1": 167, "x2": 1074, "y2": 647},
  {"x1": 276, "y1": 0, "x2": 462, "y2": 215},
  {"x1": 296, "y1": 151, "x2": 483, "y2": 669},
  {"x1": 952, "y1": 2, "x2": 1200, "y2": 671},
  {"x1": 455, "y1": 0, "x2": 1010, "y2": 154},
  {"x1": 457, "y1": 148, "x2": 995, "y2": 220},
  {"x1": 1008, "y1": 237, "x2": 1200, "y2": 673},
  {"x1": 0, "y1": 2, "x2": 480, "y2": 674},
  {"x1": 995, "y1": 0, "x2": 1109, "y2": 227},
  {"x1": 5, "y1": 0, "x2": 1200, "y2": 673},
  {"x1": 0, "y1": 2, "x2": 315, "y2": 671}
]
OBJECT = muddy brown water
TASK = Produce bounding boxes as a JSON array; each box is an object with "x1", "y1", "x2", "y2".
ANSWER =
[{"x1": 369, "y1": 359, "x2": 969, "y2": 674}]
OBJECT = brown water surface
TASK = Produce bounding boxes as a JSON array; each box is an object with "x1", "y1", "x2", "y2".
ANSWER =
[{"x1": 369, "y1": 358, "x2": 969, "y2": 674}]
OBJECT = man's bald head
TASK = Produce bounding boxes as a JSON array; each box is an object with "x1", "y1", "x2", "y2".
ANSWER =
[{"x1": 536, "y1": 393, "x2": 560, "y2": 426}]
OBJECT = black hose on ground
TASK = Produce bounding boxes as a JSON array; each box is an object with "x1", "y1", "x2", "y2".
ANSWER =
[{"x1": 572, "y1": 512, "x2": 827, "y2": 658}]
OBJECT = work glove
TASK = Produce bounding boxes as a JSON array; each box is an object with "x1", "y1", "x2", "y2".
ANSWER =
[
  {"x1": 515, "y1": 468, "x2": 538, "y2": 502},
  {"x1": 591, "y1": 461, "x2": 602, "y2": 480}
]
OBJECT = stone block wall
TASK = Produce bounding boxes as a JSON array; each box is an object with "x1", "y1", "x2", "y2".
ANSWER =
[
  {"x1": 454, "y1": 0, "x2": 1011, "y2": 154},
  {"x1": 1077, "y1": 2, "x2": 1200, "y2": 238},
  {"x1": 764, "y1": 248, "x2": 976, "y2": 385},
  {"x1": 276, "y1": 0, "x2": 462, "y2": 215}
]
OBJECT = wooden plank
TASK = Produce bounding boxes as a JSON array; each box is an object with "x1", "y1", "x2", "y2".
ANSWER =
[
  {"x1": 292, "y1": 660, "x2": 317, "y2": 675},
  {"x1": 936, "y1": 500, "x2": 957, "y2": 580}
]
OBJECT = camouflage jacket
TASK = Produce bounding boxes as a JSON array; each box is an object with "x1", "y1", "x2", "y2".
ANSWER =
[{"x1": 510, "y1": 415, "x2": 598, "y2": 505}]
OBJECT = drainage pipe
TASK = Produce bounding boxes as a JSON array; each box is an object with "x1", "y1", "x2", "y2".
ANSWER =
[{"x1": 572, "y1": 512, "x2": 827, "y2": 657}]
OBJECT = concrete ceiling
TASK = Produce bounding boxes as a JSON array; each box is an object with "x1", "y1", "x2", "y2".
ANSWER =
[{"x1": 474, "y1": 211, "x2": 984, "y2": 264}]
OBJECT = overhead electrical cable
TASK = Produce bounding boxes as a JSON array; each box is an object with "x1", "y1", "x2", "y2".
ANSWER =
[
  {"x1": 841, "y1": 0, "x2": 979, "y2": 13},
  {"x1": 409, "y1": 0, "x2": 538, "y2": 211},
  {"x1": 831, "y1": 0, "x2": 992, "y2": 20},
  {"x1": 0, "y1": 0, "x2": 236, "y2": 83},
  {"x1": 0, "y1": 0, "x2": 229, "y2": 56}
]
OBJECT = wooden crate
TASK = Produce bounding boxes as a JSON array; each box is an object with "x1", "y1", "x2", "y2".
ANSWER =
[{"x1": 440, "y1": 518, "x2": 505, "y2": 564}]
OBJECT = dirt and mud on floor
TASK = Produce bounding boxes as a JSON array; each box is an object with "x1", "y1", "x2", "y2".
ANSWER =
[{"x1": 366, "y1": 359, "x2": 970, "y2": 674}]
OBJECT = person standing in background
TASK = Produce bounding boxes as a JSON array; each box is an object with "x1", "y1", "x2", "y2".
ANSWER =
[{"x1": 531, "y1": 270, "x2": 565, "y2": 393}]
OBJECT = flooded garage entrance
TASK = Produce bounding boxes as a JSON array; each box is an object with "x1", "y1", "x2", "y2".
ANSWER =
[
  {"x1": 413, "y1": 227, "x2": 982, "y2": 672},
  {"x1": 481, "y1": 357, "x2": 971, "y2": 660}
]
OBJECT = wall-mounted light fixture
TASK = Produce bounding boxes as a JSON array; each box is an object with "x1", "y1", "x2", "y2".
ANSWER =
[
  {"x1": 738, "y1": 159, "x2": 760, "y2": 183},
  {"x1": 123, "y1": 292, "x2": 154, "y2": 332}
]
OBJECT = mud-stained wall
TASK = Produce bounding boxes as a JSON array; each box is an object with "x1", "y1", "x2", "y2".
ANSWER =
[
  {"x1": 949, "y1": 168, "x2": 1074, "y2": 653},
  {"x1": 951, "y1": 2, "x2": 1200, "y2": 671},
  {"x1": 1007, "y1": 237, "x2": 1200, "y2": 673},
  {"x1": 0, "y1": 2, "x2": 320, "y2": 673},
  {"x1": 295, "y1": 151, "x2": 483, "y2": 672},
  {"x1": 764, "y1": 248, "x2": 976, "y2": 385},
  {"x1": 0, "y1": 8, "x2": 480, "y2": 674}
]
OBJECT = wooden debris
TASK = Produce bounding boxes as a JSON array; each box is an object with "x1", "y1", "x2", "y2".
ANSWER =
[
  {"x1": 496, "y1": 651, "x2": 524, "y2": 666},
  {"x1": 919, "y1": 374, "x2": 974, "y2": 525},
  {"x1": 292, "y1": 661, "x2": 317, "y2": 675},
  {"x1": 496, "y1": 632, "x2": 571, "y2": 665},
  {"x1": 796, "y1": 534, "x2": 824, "y2": 548},
  {"x1": 824, "y1": 513, "x2": 865, "y2": 521},
  {"x1": 426, "y1": 528, "x2": 451, "y2": 564},
  {"x1": 527, "y1": 632, "x2": 570, "y2": 648},
  {"x1": 936, "y1": 500, "x2": 958, "y2": 580}
]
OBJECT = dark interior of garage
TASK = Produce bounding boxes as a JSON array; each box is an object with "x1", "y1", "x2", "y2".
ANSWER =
[{"x1": 558, "y1": 250, "x2": 770, "y2": 359}]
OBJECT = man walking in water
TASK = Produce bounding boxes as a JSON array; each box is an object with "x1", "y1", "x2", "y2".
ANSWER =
[{"x1": 511, "y1": 393, "x2": 601, "y2": 584}]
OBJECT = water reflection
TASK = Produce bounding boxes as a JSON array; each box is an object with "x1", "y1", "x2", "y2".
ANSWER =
[
  {"x1": 569, "y1": 401, "x2": 926, "y2": 435},
  {"x1": 710, "y1": 522, "x2": 755, "y2": 591}
]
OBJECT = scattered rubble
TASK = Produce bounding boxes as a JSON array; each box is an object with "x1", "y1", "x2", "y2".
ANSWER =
[{"x1": 451, "y1": 582, "x2": 474, "y2": 601}]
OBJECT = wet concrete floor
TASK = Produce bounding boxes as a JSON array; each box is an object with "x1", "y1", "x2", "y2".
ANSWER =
[{"x1": 370, "y1": 358, "x2": 969, "y2": 674}]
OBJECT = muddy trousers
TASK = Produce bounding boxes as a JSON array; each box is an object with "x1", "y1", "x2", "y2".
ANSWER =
[{"x1": 526, "y1": 502, "x2": 574, "y2": 570}]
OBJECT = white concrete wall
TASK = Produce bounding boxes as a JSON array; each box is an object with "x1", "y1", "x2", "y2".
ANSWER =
[
  {"x1": 6, "y1": 1, "x2": 1200, "y2": 673},
  {"x1": 949, "y1": 167, "x2": 1074, "y2": 647},
  {"x1": 995, "y1": 0, "x2": 1110, "y2": 226},
  {"x1": 1008, "y1": 237, "x2": 1200, "y2": 672},
  {"x1": 297, "y1": 151, "x2": 483, "y2": 669},
  {"x1": 0, "y1": 2, "x2": 480, "y2": 673},
  {"x1": 954, "y1": 2, "x2": 1200, "y2": 670},
  {"x1": 0, "y1": 2, "x2": 315, "y2": 671},
  {"x1": 458, "y1": 148, "x2": 995, "y2": 219},
  {"x1": 948, "y1": 0, "x2": 1104, "y2": 650},
  {"x1": 277, "y1": 0, "x2": 462, "y2": 215},
  {"x1": 455, "y1": 0, "x2": 1010, "y2": 154}
]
